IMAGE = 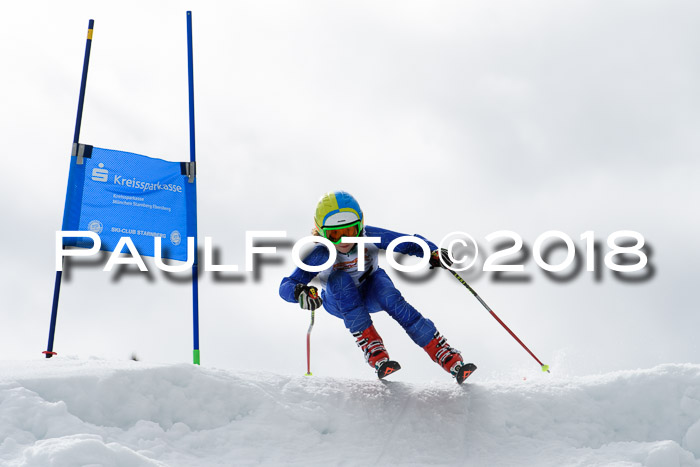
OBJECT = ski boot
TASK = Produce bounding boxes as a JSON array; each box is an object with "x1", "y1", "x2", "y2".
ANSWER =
[
  {"x1": 423, "y1": 331, "x2": 476, "y2": 384},
  {"x1": 354, "y1": 325, "x2": 401, "y2": 379}
]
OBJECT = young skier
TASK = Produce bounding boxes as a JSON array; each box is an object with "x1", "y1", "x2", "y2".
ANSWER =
[{"x1": 279, "y1": 191, "x2": 476, "y2": 383}]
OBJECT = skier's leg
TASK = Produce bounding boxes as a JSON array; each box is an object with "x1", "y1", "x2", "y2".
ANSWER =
[
  {"x1": 365, "y1": 269, "x2": 436, "y2": 347},
  {"x1": 325, "y1": 270, "x2": 391, "y2": 371},
  {"x1": 367, "y1": 269, "x2": 465, "y2": 375},
  {"x1": 324, "y1": 270, "x2": 372, "y2": 333}
]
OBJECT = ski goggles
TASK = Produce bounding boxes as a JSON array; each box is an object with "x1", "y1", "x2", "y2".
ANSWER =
[{"x1": 322, "y1": 221, "x2": 362, "y2": 245}]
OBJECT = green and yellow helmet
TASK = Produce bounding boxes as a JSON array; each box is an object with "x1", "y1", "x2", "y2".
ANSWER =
[{"x1": 314, "y1": 191, "x2": 364, "y2": 243}]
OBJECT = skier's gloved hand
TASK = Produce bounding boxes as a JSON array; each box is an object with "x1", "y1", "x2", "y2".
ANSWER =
[
  {"x1": 429, "y1": 248, "x2": 453, "y2": 269},
  {"x1": 294, "y1": 284, "x2": 323, "y2": 311}
]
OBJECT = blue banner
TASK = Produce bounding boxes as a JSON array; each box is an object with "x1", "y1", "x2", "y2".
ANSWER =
[{"x1": 62, "y1": 146, "x2": 196, "y2": 261}]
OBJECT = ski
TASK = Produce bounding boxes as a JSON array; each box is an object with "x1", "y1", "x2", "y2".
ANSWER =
[
  {"x1": 455, "y1": 362, "x2": 477, "y2": 385},
  {"x1": 376, "y1": 360, "x2": 401, "y2": 379}
]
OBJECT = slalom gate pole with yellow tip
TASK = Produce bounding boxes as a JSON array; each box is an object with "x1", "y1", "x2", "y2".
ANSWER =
[
  {"x1": 305, "y1": 309, "x2": 315, "y2": 376},
  {"x1": 44, "y1": 18, "x2": 94, "y2": 359},
  {"x1": 447, "y1": 269, "x2": 550, "y2": 373}
]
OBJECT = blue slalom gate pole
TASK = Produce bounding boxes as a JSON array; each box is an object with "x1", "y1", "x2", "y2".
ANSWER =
[
  {"x1": 45, "y1": 19, "x2": 95, "y2": 358},
  {"x1": 186, "y1": 11, "x2": 201, "y2": 365}
]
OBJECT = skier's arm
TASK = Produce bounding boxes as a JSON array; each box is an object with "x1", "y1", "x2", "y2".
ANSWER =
[
  {"x1": 364, "y1": 225, "x2": 438, "y2": 257},
  {"x1": 279, "y1": 244, "x2": 330, "y2": 303}
]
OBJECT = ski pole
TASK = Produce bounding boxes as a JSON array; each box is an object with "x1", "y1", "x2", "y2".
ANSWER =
[
  {"x1": 447, "y1": 269, "x2": 550, "y2": 373},
  {"x1": 305, "y1": 309, "x2": 315, "y2": 376}
]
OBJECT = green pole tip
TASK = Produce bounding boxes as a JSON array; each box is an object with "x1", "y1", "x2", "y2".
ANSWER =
[
  {"x1": 542, "y1": 364, "x2": 550, "y2": 373},
  {"x1": 304, "y1": 372, "x2": 313, "y2": 376},
  {"x1": 193, "y1": 349, "x2": 200, "y2": 365}
]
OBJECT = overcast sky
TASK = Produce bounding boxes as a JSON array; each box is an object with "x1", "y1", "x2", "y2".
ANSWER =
[{"x1": 1, "y1": 0, "x2": 698, "y2": 382}]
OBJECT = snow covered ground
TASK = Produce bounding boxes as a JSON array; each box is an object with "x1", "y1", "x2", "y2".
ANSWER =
[{"x1": 1, "y1": 359, "x2": 700, "y2": 467}]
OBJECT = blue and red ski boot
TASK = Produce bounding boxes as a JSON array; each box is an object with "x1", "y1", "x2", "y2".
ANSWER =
[{"x1": 423, "y1": 331, "x2": 476, "y2": 384}]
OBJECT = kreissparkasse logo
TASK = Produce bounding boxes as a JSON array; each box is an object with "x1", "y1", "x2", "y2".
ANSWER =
[{"x1": 91, "y1": 163, "x2": 108, "y2": 182}]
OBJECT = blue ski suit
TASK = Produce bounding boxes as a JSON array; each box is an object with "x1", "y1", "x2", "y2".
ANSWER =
[{"x1": 279, "y1": 226, "x2": 438, "y2": 347}]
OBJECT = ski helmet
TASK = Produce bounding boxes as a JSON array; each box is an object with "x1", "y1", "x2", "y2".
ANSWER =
[{"x1": 314, "y1": 191, "x2": 364, "y2": 240}]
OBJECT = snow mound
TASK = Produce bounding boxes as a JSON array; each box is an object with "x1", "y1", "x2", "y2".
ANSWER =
[{"x1": 1, "y1": 359, "x2": 699, "y2": 466}]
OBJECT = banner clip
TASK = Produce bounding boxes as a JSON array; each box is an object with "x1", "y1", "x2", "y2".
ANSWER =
[
  {"x1": 72, "y1": 143, "x2": 93, "y2": 165},
  {"x1": 181, "y1": 161, "x2": 196, "y2": 183}
]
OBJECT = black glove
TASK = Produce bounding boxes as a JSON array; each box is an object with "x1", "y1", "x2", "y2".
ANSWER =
[
  {"x1": 429, "y1": 248, "x2": 453, "y2": 269},
  {"x1": 294, "y1": 284, "x2": 323, "y2": 311}
]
